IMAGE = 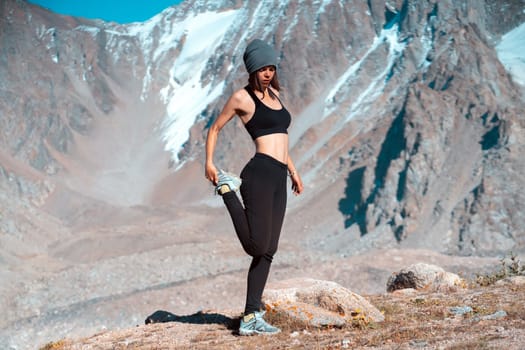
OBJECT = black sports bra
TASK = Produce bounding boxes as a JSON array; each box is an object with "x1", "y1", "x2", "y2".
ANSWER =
[{"x1": 243, "y1": 86, "x2": 291, "y2": 140}]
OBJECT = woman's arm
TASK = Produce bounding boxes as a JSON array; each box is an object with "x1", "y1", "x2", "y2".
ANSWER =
[
  {"x1": 205, "y1": 91, "x2": 243, "y2": 185},
  {"x1": 287, "y1": 156, "x2": 303, "y2": 195}
]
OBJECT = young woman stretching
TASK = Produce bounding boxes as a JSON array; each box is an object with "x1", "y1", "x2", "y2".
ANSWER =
[{"x1": 205, "y1": 39, "x2": 303, "y2": 335}]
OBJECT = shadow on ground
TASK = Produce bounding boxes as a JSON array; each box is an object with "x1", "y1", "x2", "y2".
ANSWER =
[{"x1": 145, "y1": 310, "x2": 238, "y2": 331}]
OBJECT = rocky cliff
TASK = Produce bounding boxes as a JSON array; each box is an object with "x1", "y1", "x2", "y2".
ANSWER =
[{"x1": 1, "y1": 0, "x2": 523, "y2": 253}]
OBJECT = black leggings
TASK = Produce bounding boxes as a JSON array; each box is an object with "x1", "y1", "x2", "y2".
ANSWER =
[{"x1": 222, "y1": 152, "x2": 288, "y2": 314}]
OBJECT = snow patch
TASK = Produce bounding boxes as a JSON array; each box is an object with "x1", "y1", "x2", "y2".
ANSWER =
[
  {"x1": 324, "y1": 23, "x2": 407, "y2": 120},
  {"x1": 496, "y1": 22, "x2": 525, "y2": 86},
  {"x1": 103, "y1": 29, "x2": 125, "y2": 36},
  {"x1": 36, "y1": 26, "x2": 59, "y2": 63},
  {"x1": 420, "y1": 27, "x2": 433, "y2": 69},
  {"x1": 140, "y1": 66, "x2": 153, "y2": 101},
  {"x1": 283, "y1": 7, "x2": 301, "y2": 41},
  {"x1": 161, "y1": 80, "x2": 225, "y2": 164},
  {"x1": 354, "y1": 27, "x2": 406, "y2": 110},
  {"x1": 317, "y1": 0, "x2": 333, "y2": 13},
  {"x1": 73, "y1": 25, "x2": 101, "y2": 36},
  {"x1": 172, "y1": 11, "x2": 238, "y2": 80},
  {"x1": 159, "y1": 9, "x2": 240, "y2": 163}
]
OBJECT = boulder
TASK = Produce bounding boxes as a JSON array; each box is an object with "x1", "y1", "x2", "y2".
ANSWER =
[
  {"x1": 387, "y1": 263, "x2": 465, "y2": 292},
  {"x1": 262, "y1": 278, "x2": 384, "y2": 329},
  {"x1": 495, "y1": 275, "x2": 525, "y2": 287}
]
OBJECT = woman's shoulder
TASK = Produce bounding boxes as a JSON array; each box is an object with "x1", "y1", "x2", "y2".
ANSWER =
[
  {"x1": 223, "y1": 87, "x2": 254, "y2": 116},
  {"x1": 230, "y1": 87, "x2": 252, "y2": 104},
  {"x1": 233, "y1": 86, "x2": 250, "y2": 96},
  {"x1": 269, "y1": 86, "x2": 280, "y2": 97}
]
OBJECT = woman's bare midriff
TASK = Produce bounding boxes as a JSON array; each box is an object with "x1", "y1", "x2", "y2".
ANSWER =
[{"x1": 254, "y1": 133, "x2": 288, "y2": 164}]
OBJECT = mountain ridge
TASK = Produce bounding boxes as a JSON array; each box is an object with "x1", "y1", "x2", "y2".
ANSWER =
[{"x1": 1, "y1": 0, "x2": 525, "y2": 348}]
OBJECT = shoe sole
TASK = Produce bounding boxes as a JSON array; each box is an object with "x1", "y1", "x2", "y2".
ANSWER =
[
  {"x1": 217, "y1": 170, "x2": 241, "y2": 192},
  {"x1": 238, "y1": 329, "x2": 280, "y2": 336}
]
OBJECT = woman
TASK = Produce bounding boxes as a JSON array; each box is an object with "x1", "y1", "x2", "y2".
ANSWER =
[{"x1": 205, "y1": 39, "x2": 303, "y2": 335}]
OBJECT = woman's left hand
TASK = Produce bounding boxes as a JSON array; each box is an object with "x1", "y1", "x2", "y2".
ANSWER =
[
  {"x1": 205, "y1": 163, "x2": 219, "y2": 186},
  {"x1": 290, "y1": 172, "x2": 303, "y2": 195}
]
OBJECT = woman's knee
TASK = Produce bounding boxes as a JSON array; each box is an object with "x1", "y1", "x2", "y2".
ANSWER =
[
  {"x1": 244, "y1": 243, "x2": 268, "y2": 257},
  {"x1": 244, "y1": 234, "x2": 279, "y2": 258},
  {"x1": 244, "y1": 237, "x2": 277, "y2": 257},
  {"x1": 243, "y1": 228, "x2": 272, "y2": 257}
]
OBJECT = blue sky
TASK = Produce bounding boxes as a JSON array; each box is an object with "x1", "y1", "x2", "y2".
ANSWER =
[{"x1": 27, "y1": 0, "x2": 185, "y2": 23}]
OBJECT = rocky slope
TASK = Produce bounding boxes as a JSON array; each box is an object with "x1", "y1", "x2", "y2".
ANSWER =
[
  {"x1": 46, "y1": 279, "x2": 525, "y2": 350},
  {"x1": 1, "y1": 0, "x2": 525, "y2": 348}
]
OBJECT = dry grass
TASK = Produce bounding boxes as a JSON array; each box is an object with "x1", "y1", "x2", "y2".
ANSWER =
[
  {"x1": 474, "y1": 252, "x2": 525, "y2": 287},
  {"x1": 352, "y1": 284, "x2": 525, "y2": 349},
  {"x1": 41, "y1": 283, "x2": 525, "y2": 350},
  {"x1": 40, "y1": 340, "x2": 67, "y2": 350}
]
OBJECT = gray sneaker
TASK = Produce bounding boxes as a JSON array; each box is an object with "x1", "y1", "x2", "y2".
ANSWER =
[
  {"x1": 215, "y1": 169, "x2": 241, "y2": 195},
  {"x1": 239, "y1": 311, "x2": 280, "y2": 336}
]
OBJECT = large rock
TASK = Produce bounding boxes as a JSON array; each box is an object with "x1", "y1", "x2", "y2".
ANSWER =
[
  {"x1": 386, "y1": 263, "x2": 465, "y2": 292},
  {"x1": 263, "y1": 278, "x2": 384, "y2": 329}
]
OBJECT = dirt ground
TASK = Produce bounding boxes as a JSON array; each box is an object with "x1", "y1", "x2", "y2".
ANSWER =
[{"x1": 43, "y1": 281, "x2": 525, "y2": 350}]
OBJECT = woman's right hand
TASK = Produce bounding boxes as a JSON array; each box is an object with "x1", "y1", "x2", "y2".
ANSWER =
[{"x1": 205, "y1": 163, "x2": 218, "y2": 186}]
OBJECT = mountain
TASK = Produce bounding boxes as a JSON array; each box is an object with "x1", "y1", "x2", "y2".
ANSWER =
[{"x1": 1, "y1": 0, "x2": 524, "y2": 348}]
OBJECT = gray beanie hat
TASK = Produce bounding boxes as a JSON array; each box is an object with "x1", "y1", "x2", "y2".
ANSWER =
[{"x1": 243, "y1": 39, "x2": 278, "y2": 74}]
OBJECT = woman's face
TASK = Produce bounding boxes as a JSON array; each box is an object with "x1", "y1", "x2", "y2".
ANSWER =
[{"x1": 256, "y1": 65, "x2": 276, "y2": 88}]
